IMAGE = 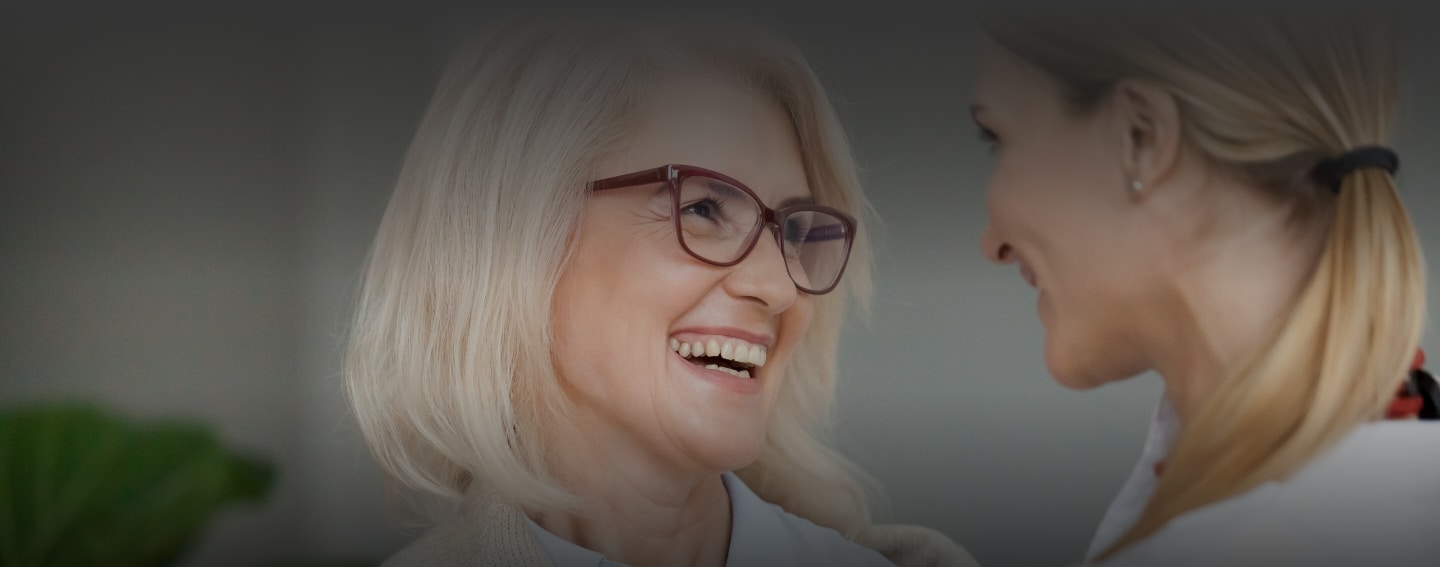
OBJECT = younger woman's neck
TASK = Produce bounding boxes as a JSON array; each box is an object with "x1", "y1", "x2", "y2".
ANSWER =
[{"x1": 1150, "y1": 187, "x2": 1330, "y2": 424}]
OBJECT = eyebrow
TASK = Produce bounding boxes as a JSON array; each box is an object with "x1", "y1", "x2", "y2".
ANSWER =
[
  {"x1": 702, "y1": 178, "x2": 747, "y2": 201},
  {"x1": 703, "y1": 178, "x2": 815, "y2": 210},
  {"x1": 777, "y1": 195, "x2": 816, "y2": 209}
]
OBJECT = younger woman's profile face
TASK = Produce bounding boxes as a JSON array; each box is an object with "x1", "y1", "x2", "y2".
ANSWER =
[
  {"x1": 972, "y1": 37, "x2": 1163, "y2": 389},
  {"x1": 549, "y1": 70, "x2": 815, "y2": 474}
]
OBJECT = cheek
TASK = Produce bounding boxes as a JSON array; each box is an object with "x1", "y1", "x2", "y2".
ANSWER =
[
  {"x1": 550, "y1": 271, "x2": 620, "y2": 398},
  {"x1": 988, "y1": 153, "x2": 1094, "y2": 246},
  {"x1": 992, "y1": 130, "x2": 1136, "y2": 287},
  {"x1": 1042, "y1": 253, "x2": 1157, "y2": 388},
  {"x1": 550, "y1": 223, "x2": 675, "y2": 388},
  {"x1": 988, "y1": 118, "x2": 1123, "y2": 225},
  {"x1": 751, "y1": 297, "x2": 814, "y2": 419},
  {"x1": 772, "y1": 296, "x2": 815, "y2": 367},
  {"x1": 996, "y1": 163, "x2": 1152, "y2": 385}
]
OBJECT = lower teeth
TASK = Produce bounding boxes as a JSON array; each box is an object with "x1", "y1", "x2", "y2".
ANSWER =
[{"x1": 702, "y1": 363, "x2": 752, "y2": 379}]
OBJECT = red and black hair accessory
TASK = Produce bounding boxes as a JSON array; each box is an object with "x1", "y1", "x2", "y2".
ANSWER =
[{"x1": 1387, "y1": 348, "x2": 1438, "y2": 420}]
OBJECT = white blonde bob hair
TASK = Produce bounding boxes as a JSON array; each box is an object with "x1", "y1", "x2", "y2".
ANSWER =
[{"x1": 345, "y1": 14, "x2": 878, "y2": 536}]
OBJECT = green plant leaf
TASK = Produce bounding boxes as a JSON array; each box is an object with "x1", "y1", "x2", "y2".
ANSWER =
[{"x1": 0, "y1": 403, "x2": 275, "y2": 567}]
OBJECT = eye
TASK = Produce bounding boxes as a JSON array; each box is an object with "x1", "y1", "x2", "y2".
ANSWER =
[
  {"x1": 681, "y1": 199, "x2": 722, "y2": 221},
  {"x1": 977, "y1": 126, "x2": 1000, "y2": 154}
]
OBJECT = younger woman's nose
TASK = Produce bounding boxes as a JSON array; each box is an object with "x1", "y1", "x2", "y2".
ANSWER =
[{"x1": 980, "y1": 224, "x2": 1016, "y2": 265}]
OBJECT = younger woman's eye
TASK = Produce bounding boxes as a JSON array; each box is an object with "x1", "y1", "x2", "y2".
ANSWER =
[{"x1": 977, "y1": 126, "x2": 1000, "y2": 153}]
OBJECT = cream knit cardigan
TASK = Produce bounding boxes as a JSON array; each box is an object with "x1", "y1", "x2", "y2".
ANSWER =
[{"x1": 382, "y1": 488, "x2": 981, "y2": 567}]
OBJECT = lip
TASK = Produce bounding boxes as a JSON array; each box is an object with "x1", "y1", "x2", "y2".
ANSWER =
[
  {"x1": 669, "y1": 326, "x2": 776, "y2": 349},
  {"x1": 668, "y1": 326, "x2": 772, "y2": 396},
  {"x1": 671, "y1": 350, "x2": 764, "y2": 395}
]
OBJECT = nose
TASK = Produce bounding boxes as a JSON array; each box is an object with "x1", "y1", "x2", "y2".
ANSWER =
[
  {"x1": 722, "y1": 228, "x2": 800, "y2": 313},
  {"x1": 981, "y1": 222, "x2": 1015, "y2": 265}
]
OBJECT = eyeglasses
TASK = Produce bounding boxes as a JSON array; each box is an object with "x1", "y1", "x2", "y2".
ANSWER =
[{"x1": 587, "y1": 164, "x2": 857, "y2": 295}]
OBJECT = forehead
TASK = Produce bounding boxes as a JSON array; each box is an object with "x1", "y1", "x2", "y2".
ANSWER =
[
  {"x1": 972, "y1": 36, "x2": 1065, "y2": 118},
  {"x1": 604, "y1": 71, "x2": 810, "y2": 203}
]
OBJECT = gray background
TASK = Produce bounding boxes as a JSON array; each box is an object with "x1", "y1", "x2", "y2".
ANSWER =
[{"x1": 2, "y1": 4, "x2": 1436, "y2": 566}]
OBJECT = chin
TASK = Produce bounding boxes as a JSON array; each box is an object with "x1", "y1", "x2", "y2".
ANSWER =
[
  {"x1": 681, "y1": 425, "x2": 769, "y2": 472},
  {"x1": 1044, "y1": 334, "x2": 1112, "y2": 391},
  {"x1": 1047, "y1": 364, "x2": 1107, "y2": 390}
]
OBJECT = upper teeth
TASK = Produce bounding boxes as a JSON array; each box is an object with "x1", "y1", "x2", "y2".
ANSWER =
[{"x1": 668, "y1": 337, "x2": 767, "y2": 368}]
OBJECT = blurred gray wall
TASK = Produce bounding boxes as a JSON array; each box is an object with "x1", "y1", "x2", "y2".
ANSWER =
[{"x1": 2, "y1": 5, "x2": 1436, "y2": 567}]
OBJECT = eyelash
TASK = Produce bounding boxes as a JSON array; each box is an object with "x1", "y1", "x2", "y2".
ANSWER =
[{"x1": 977, "y1": 126, "x2": 999, "y2": 151}]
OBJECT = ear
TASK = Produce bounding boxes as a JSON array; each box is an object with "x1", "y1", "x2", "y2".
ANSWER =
[{"x1": 1113, "y1": 79, "x2": 1183, "y2": 192}]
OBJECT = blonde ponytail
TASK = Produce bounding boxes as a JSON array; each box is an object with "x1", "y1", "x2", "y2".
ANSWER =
[{"x1": 1102, "y1": 165, "x2": 1425, "y2": 556}]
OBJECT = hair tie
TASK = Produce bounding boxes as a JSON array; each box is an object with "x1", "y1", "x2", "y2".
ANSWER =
[{"x1": 1313, "y1": 146, "x2": 1400, "y2": 193}]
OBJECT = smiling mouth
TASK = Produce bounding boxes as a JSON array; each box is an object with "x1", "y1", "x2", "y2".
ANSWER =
[{"x1": 668, "y1": 337, "x2": 767, "y2": 379}]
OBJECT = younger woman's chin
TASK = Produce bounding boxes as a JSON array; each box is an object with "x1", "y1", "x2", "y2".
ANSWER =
[{"x1": 1044, "y1": 341, "x2": 1114, "y2": 391}]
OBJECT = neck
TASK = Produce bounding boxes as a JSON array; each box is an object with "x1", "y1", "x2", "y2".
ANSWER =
[
  {"x1": 531, "y1": 424, "x2": 732, "y2": 567},
  {"x1": 1147, "y1": 186, "x2": 1329, "y2": 425}
]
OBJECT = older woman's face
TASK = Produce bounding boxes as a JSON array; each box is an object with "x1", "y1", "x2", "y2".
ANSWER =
[
  {"x1": 973, "y1": 37, "x2": 1160, "y2": 389},
  {"x1": 550, "y1": 72, "x2": 813, "y2": 473}
]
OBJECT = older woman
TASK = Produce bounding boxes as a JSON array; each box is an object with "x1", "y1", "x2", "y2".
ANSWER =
[
  {"x1": 345, "y1": 14, "x2": 976, "y2": 567},
  {"x1": 971, "y1": 7, "x2": 1439, "y2": 566}
]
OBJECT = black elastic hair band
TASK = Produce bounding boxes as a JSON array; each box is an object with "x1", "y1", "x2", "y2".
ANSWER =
[
  {"x1": 1313, "y1": 146, "x2": 1400, "y2": 193},
  {"x1": 1412, "y1": 368, "x2": 1439, "y2": 420}
]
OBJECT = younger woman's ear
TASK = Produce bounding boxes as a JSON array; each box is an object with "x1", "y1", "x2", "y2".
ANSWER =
[{"x1": 1113, "y1": 78, "x2": 1183, "y2": 189}]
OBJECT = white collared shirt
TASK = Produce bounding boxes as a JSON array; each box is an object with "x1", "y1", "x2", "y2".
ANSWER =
[
  {"x1": 1083, "y1": 393, "x2": 1440, "y2": 566},
  {"x1": 1084, "y1": 397, "x2": 1181, "y2": 560},
  {"x1": 523, "y1": 472, "x2": 893, "y2": 567}
]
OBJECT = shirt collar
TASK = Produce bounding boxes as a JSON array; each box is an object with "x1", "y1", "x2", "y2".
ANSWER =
[
  {"x1": 1085, "y1": 393, "x2": 1181, "y2": 559},
  {"x1": 721, "y1": 470, "x2": 798, "y2": 566}
]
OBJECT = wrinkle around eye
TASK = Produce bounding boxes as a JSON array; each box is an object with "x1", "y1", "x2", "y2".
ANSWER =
[
  {"x1": 636, "y1": 188, "x2": 676, "y2": 221},
  {"x1": 613, "y1": 192, "x2": 676, "y2": 229},
  {"x1": 622, "y1": 213, "x2": 678, "y2": 244},
  {"x1": 629, "y1": 205, "x2": 672, "y2": 226}
]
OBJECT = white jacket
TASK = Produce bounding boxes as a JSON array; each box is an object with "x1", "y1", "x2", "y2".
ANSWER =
[{"x1": 1084, "y1": 397, "x2": 1440, "y2": 567}]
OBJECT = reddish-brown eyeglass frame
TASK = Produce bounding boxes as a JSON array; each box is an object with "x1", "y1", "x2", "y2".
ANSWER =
[{"x1": 586, "y1": 163, "x2": 857, "y2": 295}]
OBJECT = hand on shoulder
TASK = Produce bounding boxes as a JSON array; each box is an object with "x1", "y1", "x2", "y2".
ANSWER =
[{"x1": 855, "y1": 523, "x2": 982, "y2": 567}]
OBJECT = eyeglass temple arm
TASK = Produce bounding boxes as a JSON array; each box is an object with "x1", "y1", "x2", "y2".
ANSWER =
[{"x1": 588, "y1": 167, "x2": 672, "y2": 192}]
